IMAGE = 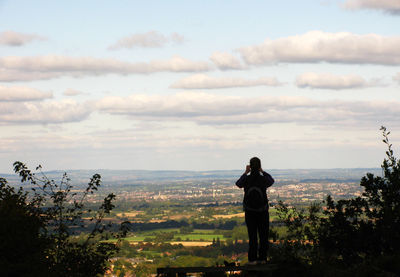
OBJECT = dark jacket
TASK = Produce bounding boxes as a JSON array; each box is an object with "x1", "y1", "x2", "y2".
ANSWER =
[{"x1": 236, "y1": 171, "x2": 274, "y2": 211}]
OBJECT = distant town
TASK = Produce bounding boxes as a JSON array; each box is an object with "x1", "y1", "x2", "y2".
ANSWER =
[{"x1": 3, "y1": 167, "x2": 380, "y2": 205}]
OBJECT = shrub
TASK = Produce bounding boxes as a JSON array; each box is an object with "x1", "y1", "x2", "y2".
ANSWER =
[{"x1": 0, "y1": 162, "x2": 121, "y2": 277}]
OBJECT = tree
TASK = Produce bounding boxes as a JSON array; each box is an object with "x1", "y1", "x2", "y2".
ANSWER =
[
  {"x1": 274, "y1": 201, "x2": 320, "y2": 263},
  {"x1": 275, "y1": 127, "x2": 400, "y2": 275},
  {"x1": 154, "y1": 232, "x2": 174, "y2": 243},
  {"x1": 0, "y1": 177, "x2": 50, "y2": 277},
  {"x1": 179, "y1": 225, "x2": 193, "y2": 234},
  {"x1": 0, "y1": 162, "x2": 120, "y2": 277},
  {"x1": 318, "y1": 126, "x2": 400, "y2": 264},
  {"x1": 231, "y1": 225, "x2": 248, "y2": 241}
]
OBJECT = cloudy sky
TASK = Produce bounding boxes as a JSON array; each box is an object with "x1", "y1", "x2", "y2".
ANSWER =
[{"x1": 1, "y1": 0, "x2": 400, "y2": 173}]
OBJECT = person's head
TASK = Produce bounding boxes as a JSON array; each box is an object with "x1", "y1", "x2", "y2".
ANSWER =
[{"x1": 249, "y1": 157, "x2": 261, "y2": 173}]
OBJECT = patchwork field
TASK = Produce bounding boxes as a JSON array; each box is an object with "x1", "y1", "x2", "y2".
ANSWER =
[
  {"x1": 116, "y1": 211, "x2": 142, "y2": 217},
  {"x1": 170, "y1": 241, "x2": 213, "y2": 246},
  {"x1": 213, "y1": 212, "x2": 244, "y2": 219},
  {"x1": 105, "y1": 229, "x2": 225, "y2": 245}
]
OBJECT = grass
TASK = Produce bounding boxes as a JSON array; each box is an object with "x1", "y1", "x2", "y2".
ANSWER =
[
  {"x1": 174, "y1": 234, "x2": 225, "y2": 241},
  {"x1": 129, "y1": 232, "x2": 225, "y2": 242},
  {"x1": 140, "y1": 228, "x2": 180, "y2": 235},
  {"x1": 104, "y1": 228, "x2": 225, "y2": 243},
  {"x1": 139, "y1": 228, "x2": 215, "y2": 235}
]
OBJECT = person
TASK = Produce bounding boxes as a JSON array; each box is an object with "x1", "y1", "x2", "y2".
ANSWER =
[{"x1": 236, "y1": 157, "x2": 274, "y2": 265}]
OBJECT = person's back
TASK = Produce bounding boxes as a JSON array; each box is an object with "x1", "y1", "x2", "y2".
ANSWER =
[{"x1": 236, "y1": 157, "x2": 274, "y2": 264}]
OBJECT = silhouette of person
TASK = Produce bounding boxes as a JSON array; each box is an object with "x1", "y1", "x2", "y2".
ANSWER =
[{"x1": 236, "y1": 157, "x2": 274, "y2": 264}]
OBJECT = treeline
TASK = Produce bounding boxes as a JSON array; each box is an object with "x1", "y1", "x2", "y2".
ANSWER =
[{"x1": 124, "y1": 219, "x2": 239, "y2": 232}]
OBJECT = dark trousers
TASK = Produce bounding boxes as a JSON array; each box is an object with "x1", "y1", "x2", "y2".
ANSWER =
[{"x1": 245, "y1": 210, "x2": 269, "y2": 262}]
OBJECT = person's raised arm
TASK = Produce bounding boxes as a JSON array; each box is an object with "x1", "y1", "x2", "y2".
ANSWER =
[
  {"x1": 260, "y1": 167, "x2": 274, "y2": 188},
  {"x1": 236, "y1": 165, "x2": 250, "y2": 188}
]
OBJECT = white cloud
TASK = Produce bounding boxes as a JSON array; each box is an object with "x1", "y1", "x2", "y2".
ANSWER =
[
  {"x1": 96, "y1": 92, "x2": 400, "y2": 126},
  {"x1": 394, "y1": 73, "x2": 400, "y2": 84},
  {"x1": 0, "y1": 68, "x2": 60, "y2": 82},
  {"x1": 149, "y1": 56, "x2": 209, "y2": 72},
  {"x1": 170, "y1": 74, "x2": 282, "y2": 89},
  {"x1": 344, "y1": 0, "x2": 400, "y2": 14},
  {"x1": 0, "y1": 55, "x2": 211, "y2": 82},
  {"x1": 0, "y1": 31, "x2": 45, "y2": 46},
  {"x1": 0, "y1": 85, "x2": 53, "y2": 101},
  {"x1": 63, "y1": 89, "x2": 84, "y2": 96},
  {"x1": 108, "y1": 31, "x2": 185, "y2": 50},
  {"x1": 209, "y1": 52, "x2": 244, "y2": 70},
  {"x1": 296, "y1": 72, "x2": 383, "y2": 90},
  {"x1": 0, "y1": 99, "x2": 91, "y2": 124},
  {"x1": 1, "y1": 91, "x2": 396, "y2": 127},
  {"x1": 238, "y1": 31, "x2": 400, "y2": 65}
]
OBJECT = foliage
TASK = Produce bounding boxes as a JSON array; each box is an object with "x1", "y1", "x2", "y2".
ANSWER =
[
  {"x1": 0, "y1": 162, "x2": 120, "y2": 277},
  {"x1": 276, "y1": 201, "x2": 321, "y2": 243},
  {"x1": 275, "y1": 126, "x2": 400, "y2": 275},
  {"x1": 179, "y1": 225, "x2": 194, "y2": 234},
  {"x1": 154, "y1": 231, "x2": 175, "y2": 243},
  {"x1": 133, "y1": 263, "x2": 156, "y2": 277},
  {"x1": 231, "y1": 225, "x2": 247, "y2": 241},
  {"x1": 0, "y1": 177, "x2": 50, "y2": 276},
  {"x1": 317, "y1": 127, "x2": 400, "y2": 265}
]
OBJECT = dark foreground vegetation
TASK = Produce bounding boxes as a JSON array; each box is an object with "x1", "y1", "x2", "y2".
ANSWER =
[
  {"x1": 0, "y1": 163, "x2": 123, "y2": 277},
  {"x1": 268, "y1": 127, "x2": 400, "y2": 276},
  {"x1": 1, "y1": 126, "x2": 400, "y2": 277}
]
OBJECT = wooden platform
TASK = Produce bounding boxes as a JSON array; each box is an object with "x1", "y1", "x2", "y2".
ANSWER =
[{"x1": 157, "y1": 264, "x2": 278, "y2": 276}]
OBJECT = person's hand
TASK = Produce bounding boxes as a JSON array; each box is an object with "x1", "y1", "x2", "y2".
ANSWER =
[{"x1": 245, "y1": 165, "x2": 251, "y2": 174}]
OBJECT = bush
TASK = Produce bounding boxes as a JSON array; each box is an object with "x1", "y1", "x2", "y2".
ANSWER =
[
  {"x1": 0, "y1": 162, "x2": 121, "y2": 277},
  {"x1": 275, "y1": 127, "x2": 400, "y2": 275},
  {"x1": 318, "y1": 126, "x2": 400, "y2": 265}
]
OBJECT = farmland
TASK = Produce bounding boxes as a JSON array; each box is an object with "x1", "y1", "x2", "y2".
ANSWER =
[
  {"x1": 3, "y1": 167, "x2": 374, "y2": 276},
  {"x1": 105, "y1": 229, "x2": 225, "y2": 245}
]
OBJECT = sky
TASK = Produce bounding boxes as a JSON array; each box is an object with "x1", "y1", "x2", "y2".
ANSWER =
[{"x1": 1, "y1": 0, "x2": 400, "y2": 173}]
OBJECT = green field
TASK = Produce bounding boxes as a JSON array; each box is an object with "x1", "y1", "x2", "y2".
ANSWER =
[
  {"x1": 105, "y1": 229, "x2": 225, "y2": 243},
  {"x1": 173, "y1": 234, "x2": 225, "y2": 241}
]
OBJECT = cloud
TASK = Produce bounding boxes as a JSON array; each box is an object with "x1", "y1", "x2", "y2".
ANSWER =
[
  {"x1": 394, "y1": 73, "x2": 400, "y2": 84},
  {"x1": 238, "y1": 31, "x2": 400, "y2": 65},
  {"x1": 344, "y1": 0, "x2": 400, "y2": 14},
  {"x1": 0, "y1": 128, "x2": 309, "y2": 153},
  {"x1": 63, "y1": 89, "x2": 84, "y2": 96},
  {"x1": 0, "y1": 99, "x2": 91, "y2": 124},
  {"x1": 0, "y1": 31, "x2": 46, "y2": 46},
  {"x1": 150, "y1": 56, "x2": 209, "y2": 72},
  {"x1": 2, "y1": 90, "x2": 397, "y2": 127},
  {"x1": 170, "y1": 74, "x2": 283, "y2": 89},
  {"x1": 296, "y1": 72, "x2": 383, "y2": 90},
  {"x1": 210, "y1": 52, "x2": 244, "y2": 70},
  {"x1": 108, "y1": 31, "x2": 185, "y2": 50},
  {"x1": 0, "y1": 85, "x2": 53, "y2": 101},
  {"x1": 0, "y1": 55, "x2": 211, "y2": 82},
  {"x1": 96, "y1": 92, "x2": 400, "y2": 126},
  {"x1": 0, "y1": 69, "x2": 61, "y2": 82}
]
